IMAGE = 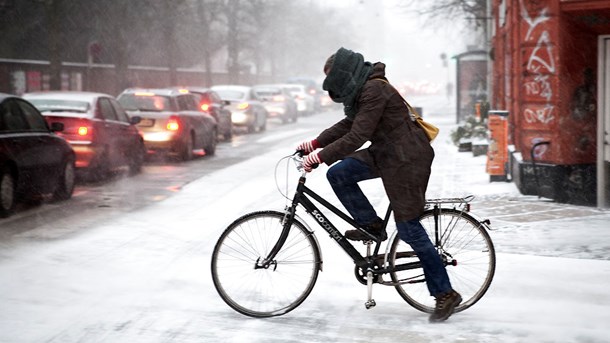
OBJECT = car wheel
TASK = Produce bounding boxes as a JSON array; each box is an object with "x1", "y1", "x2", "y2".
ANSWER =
[
  {"x1": 223, "y1": 127, "x2": 233, "y2": 141},
  {"x1": 52, "y1": 156, "x2": 75, "y2": 201},
  {"x1": 259, "y1": 113, "x2": 267, "y2": 132},
  {"x1": 205, "y1": 128, "x2": 218, "y2": 156},
  {"x1": 181, "y1": 132, "x2": 194, "y2": 161},
  {"x1": 0, "y1": 166, "x2": 16, "y2": 218},
  {"x1": 129, "y1": 141, "x2": 145, "y2": 175}
]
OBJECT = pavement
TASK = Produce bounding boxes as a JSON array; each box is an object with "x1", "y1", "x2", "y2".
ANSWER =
[{"x1": 418, "y1": 96, "x2": 610, "y2": 261}]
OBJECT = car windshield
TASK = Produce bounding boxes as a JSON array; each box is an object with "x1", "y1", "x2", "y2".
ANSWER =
[
  {"x1": 253, "y1": 88, "x2": 282, "y2": 99},
  {"x1": 285, "y1": 86, "x2": 302, "y2": 94},
  {"x1": 214, "y1": 90, "x2": 245, "y2": 101},
  {"x1": 118, "y1": 94, "x2": 171, "y2": 111},
  {"x1": 29, "y1": 99, "x2": 90, "y2": 113}
]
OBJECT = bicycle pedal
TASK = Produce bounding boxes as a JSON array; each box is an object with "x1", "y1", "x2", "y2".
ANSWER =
[{"x1": 365, "y1": 299, "x2": 376, "y2": 309}]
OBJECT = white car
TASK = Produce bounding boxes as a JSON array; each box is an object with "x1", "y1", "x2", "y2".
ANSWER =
[
  {"x1": 280, "y1": 84, "x2": 315, "y2": 116},
  {"x1": 211, "y1": 85, "x2": 268, "y2": 133}
]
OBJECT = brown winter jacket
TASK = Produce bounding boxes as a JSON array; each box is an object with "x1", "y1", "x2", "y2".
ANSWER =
[{"x1": 317, "y1": 63, "x2": 434, "y2": 221}]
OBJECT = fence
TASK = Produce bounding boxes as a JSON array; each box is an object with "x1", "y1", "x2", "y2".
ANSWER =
[{"x1": 0, "y1": 58, "x2": 276, "y2": 96}]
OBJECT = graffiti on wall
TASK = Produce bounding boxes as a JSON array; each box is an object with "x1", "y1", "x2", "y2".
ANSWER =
[{"x1": 520, "y1": 0, "x2": 555, "y2": 159}]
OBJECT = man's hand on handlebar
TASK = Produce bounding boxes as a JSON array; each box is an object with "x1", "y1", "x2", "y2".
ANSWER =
[
  {"x1": 303, "y1": 152, "x2": 322, "y2": 172},
  {"x1": 296, "y1": 139, "x2": 319, "y2": 155}
]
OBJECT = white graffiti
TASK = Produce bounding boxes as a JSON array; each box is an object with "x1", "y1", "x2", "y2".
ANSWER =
[
  {"x1": 524, "y1": 105, "x2": 555, "y2": 125},
  {"x1": 521, "y1": 0, "x2": 556, "y2": 130},
  {"x1": 524, "y1": 74, "x2": 553, "y2": 101},
  {"x1": 520, "y1": 2, "x2": 550, "y2": 41},
  {"x1": 527, "y1": 31, "x2": 556, "y2": 74}
]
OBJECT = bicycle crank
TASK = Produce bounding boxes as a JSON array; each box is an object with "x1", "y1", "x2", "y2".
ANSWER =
[{"x1": 365, "y1": 270, "x2": 376, "y2": 309}]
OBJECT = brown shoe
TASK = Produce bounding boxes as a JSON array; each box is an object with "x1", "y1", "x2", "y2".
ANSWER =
[
  {"x1": 429, "y1": 290, "x2": 462, "y2": 323},
  {"x1": 345, "y1": 221, "x2": 387, "y2": 241}
]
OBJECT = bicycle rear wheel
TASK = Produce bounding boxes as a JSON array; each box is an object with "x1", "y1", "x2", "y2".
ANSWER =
[
  {"x1": 211, "y1": 210, "x2": 321, "y2": 318},
  {"x1": 389, "y1": 209, "x2": 495, "y2": 313}
]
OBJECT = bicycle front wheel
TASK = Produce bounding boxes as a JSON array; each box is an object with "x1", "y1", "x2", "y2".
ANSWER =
[
  {"x1": 211, "y1": 211, "x2": 321, "y2": 318},
  {"x1": 389, "y1": 209, "x2": 496, "y2": 313}
]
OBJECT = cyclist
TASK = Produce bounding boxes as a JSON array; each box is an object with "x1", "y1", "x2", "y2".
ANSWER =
[{"x1": 296, "y1": 47, "x2": 462, "y2": 322}]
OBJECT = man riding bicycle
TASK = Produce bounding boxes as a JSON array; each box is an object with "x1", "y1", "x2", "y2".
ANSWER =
[{"x1": 297, "y1": 47, "x2": 462, "y2": 322}]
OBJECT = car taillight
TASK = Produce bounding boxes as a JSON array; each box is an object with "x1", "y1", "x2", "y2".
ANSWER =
[
  {"x1": 272, "y1": 95, "x2": 285, "y2": 102},
  {"x1": 77, "y1": 126, "x2": 89, "y2": 136},
  {"x1": 237, "y1": 102, "x2": 249, "y2": 110},
  {"x1": 309, "y1": 89, "x2": 315, "y2": 95},
  {"x1": 200, "y1": 103, "x2": 210, "y2": 111},
  {"x1": 296, "y1": 95, "x2": 305, "y2": 100},
  {"x1": 167, "y1": 116, "x2": 180, "y2": 131}
]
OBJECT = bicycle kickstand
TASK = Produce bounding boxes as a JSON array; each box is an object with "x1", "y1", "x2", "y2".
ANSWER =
[{"x1": 364, "y1": 242, "x2": 376, "y2": 310}]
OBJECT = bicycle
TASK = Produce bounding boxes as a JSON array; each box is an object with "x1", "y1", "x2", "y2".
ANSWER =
[{"x1": 211, "y1": 152, "x2": 496, "y2": 318}]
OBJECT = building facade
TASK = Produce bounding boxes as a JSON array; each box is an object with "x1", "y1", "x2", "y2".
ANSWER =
[{"x1": 491, "y1": 0, "x2": 610, "y2": 207}]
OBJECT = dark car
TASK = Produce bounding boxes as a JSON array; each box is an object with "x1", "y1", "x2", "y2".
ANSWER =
[
  {"x1": 117, "y1": 88, "x2": 217, "y2": 160},
  {"x1": 177, "y1": 87, "x2": 233, "y2": 141},
  {"x1": 24, "y1": 91, "x2": 146, "y2": 179},
  {"x1": 0, "y1": 93, "x2": 75, "y2": 218},
  {"x1": 211, "y1": 85, "x2": 268, "y2": 133}
]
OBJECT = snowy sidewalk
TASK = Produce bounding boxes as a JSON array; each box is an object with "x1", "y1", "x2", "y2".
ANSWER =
[{"x1": 419, "y1": 97, "x2": 610, "y2": 261}]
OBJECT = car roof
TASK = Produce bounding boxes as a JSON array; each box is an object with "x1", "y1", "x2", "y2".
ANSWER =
[
  {"x1": 0, "y1": 93, "x2": 17, "y2": 102},
  {"x1": 120, "y1": 88, "x2": 188, "y2": 97},
  {"x1": 211, "y1": 85, "x2": 252, "y2": 91},
  {"x1": 170, "y1": 86, "x2": 212, "y2": 93},
  {"x1": 23, "y1": 91, "x2": 112, "y2": 102}
]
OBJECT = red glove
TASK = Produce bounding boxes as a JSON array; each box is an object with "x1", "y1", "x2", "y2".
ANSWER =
[
  {"x1": 303, "y1": 151, "x2": 322, "y2": 172},
  {"x1": 296, "y1": 139, "x2": 320, "y2": 155}
]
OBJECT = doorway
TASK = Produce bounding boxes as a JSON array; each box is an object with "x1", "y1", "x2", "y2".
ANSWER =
[{"x1": 598, "y1": 35, "x2": 610, "y2": 208}]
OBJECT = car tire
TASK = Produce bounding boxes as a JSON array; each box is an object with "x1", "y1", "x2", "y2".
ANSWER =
[
  {"x1": 259, "y1": 113, "x2": 267, "y2": 132},
  {"x1": 205, "y1": 128, "x2": 218, "y2": 156},
  {"x1": 0, "y1": 166, "x2": 16, "y2": 218},
  {"x1": 53, "y1": 156, "x2": 75, "y2": 201},
  {"x1": 181, "y1": 132, "x2": 194, "y2": 161},
  {"x1": 129, "y1": 140, "x2": 145, "y2": 175},
  {"x1": 224, "y1": 129, "x2": 233, "y2": 141}
]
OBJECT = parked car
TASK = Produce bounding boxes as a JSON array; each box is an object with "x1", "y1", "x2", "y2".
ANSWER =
[
  {"x1": 176, "y1": 87, "x2": 233, "y2": 141},
  {"x1": 252, "y1": 84, "x2": 298, "y2": 124},
  {"x1": 282, "y1": 83, "x2": 315, "y2": 116},
  {"x1": 0, "y1": 93, "x2": 75, "y2": 217},
  {"x1": 211, "y1": 85, "x2": 267, "y2": 133},
  {"x1": 24, "y1": 91, "x2": 145, "y2": 179},
  {"x1": 117, "y1": 88, "x2": 217, "y2": 160}
]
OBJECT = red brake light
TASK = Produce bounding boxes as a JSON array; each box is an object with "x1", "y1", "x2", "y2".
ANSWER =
[
  {"x1": 237, "y1": 102, "x2": 249, "y2": 110},
  {"x1": 272, "y1": 95, "x2": 285, "y2": 102},
  {"x1": 167, "y1": 116, "x2": 180, "y2": 131},
  {"x1": 77, "y1": 126, "x2": 89, "y2": 136},
  {"x1": 200, "y1": 103, "x2": 210, "y2": 111}
]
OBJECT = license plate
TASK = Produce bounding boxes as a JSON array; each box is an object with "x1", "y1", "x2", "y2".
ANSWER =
[{"x1": 139, "y1": 118, "x2": 155, "y2": 127}]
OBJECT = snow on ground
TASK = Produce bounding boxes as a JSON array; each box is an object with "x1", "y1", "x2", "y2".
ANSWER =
[{"x1": 1, "y1": 96, "x2": 609, "y2": 342}]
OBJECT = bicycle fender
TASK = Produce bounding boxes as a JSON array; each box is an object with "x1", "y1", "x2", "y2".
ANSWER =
[{"x1": 294, "y1": 213, "x2": 324, "y2": 272}]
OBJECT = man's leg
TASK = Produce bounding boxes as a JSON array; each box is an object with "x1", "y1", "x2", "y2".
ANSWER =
[
  {"x1": 326, "y1": 158, "x2": 379, "y2": 226},
  {"x1": 396, "y1": 219, "x2": 461, "y2": 322}
]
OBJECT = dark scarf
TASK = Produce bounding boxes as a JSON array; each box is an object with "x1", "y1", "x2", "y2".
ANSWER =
[{"x1": 322, "y1": 47, "x2": 373, "y2": 119}]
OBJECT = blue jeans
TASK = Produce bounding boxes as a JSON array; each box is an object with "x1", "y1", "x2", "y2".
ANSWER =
[{"x1": 327, "y1": 157, "x2": 452, "y2": 297}]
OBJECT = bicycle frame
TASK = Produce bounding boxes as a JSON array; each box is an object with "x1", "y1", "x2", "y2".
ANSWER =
[{"x1": 259, "y1": 172, "x2": 405, "y2": 274}]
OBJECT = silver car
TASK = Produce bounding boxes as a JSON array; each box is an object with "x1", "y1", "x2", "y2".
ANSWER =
[{"x1": 211, "y1": 85, "x2": 268, "y2": 133}]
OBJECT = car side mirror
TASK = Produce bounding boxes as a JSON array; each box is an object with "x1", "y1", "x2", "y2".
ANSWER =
[
  {"x1": 50, "y1": 122, "x2": 64, "y2": 132},
  {"x1": 130, "y1": 116, "x2": 141, "y2": 125}
]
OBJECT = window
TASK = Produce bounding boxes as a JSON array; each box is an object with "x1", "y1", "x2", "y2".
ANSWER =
[
  {"x1": 110, "y1": 99, "x2": 130, "y2": 123},
  {"x1": 98, "y1": 98, "x2": 118, "y2": 121},
  {"x1": 18, "y1": 100, "x2": 47, "y2": 131},
  {"x1": 0, "y1": 99, "x2": 29, "y2": 131}
]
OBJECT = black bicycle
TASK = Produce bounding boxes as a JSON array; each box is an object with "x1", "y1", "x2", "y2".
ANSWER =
[{"x1": 211, "y1": 152, "x2": 496, "y2": 318}]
